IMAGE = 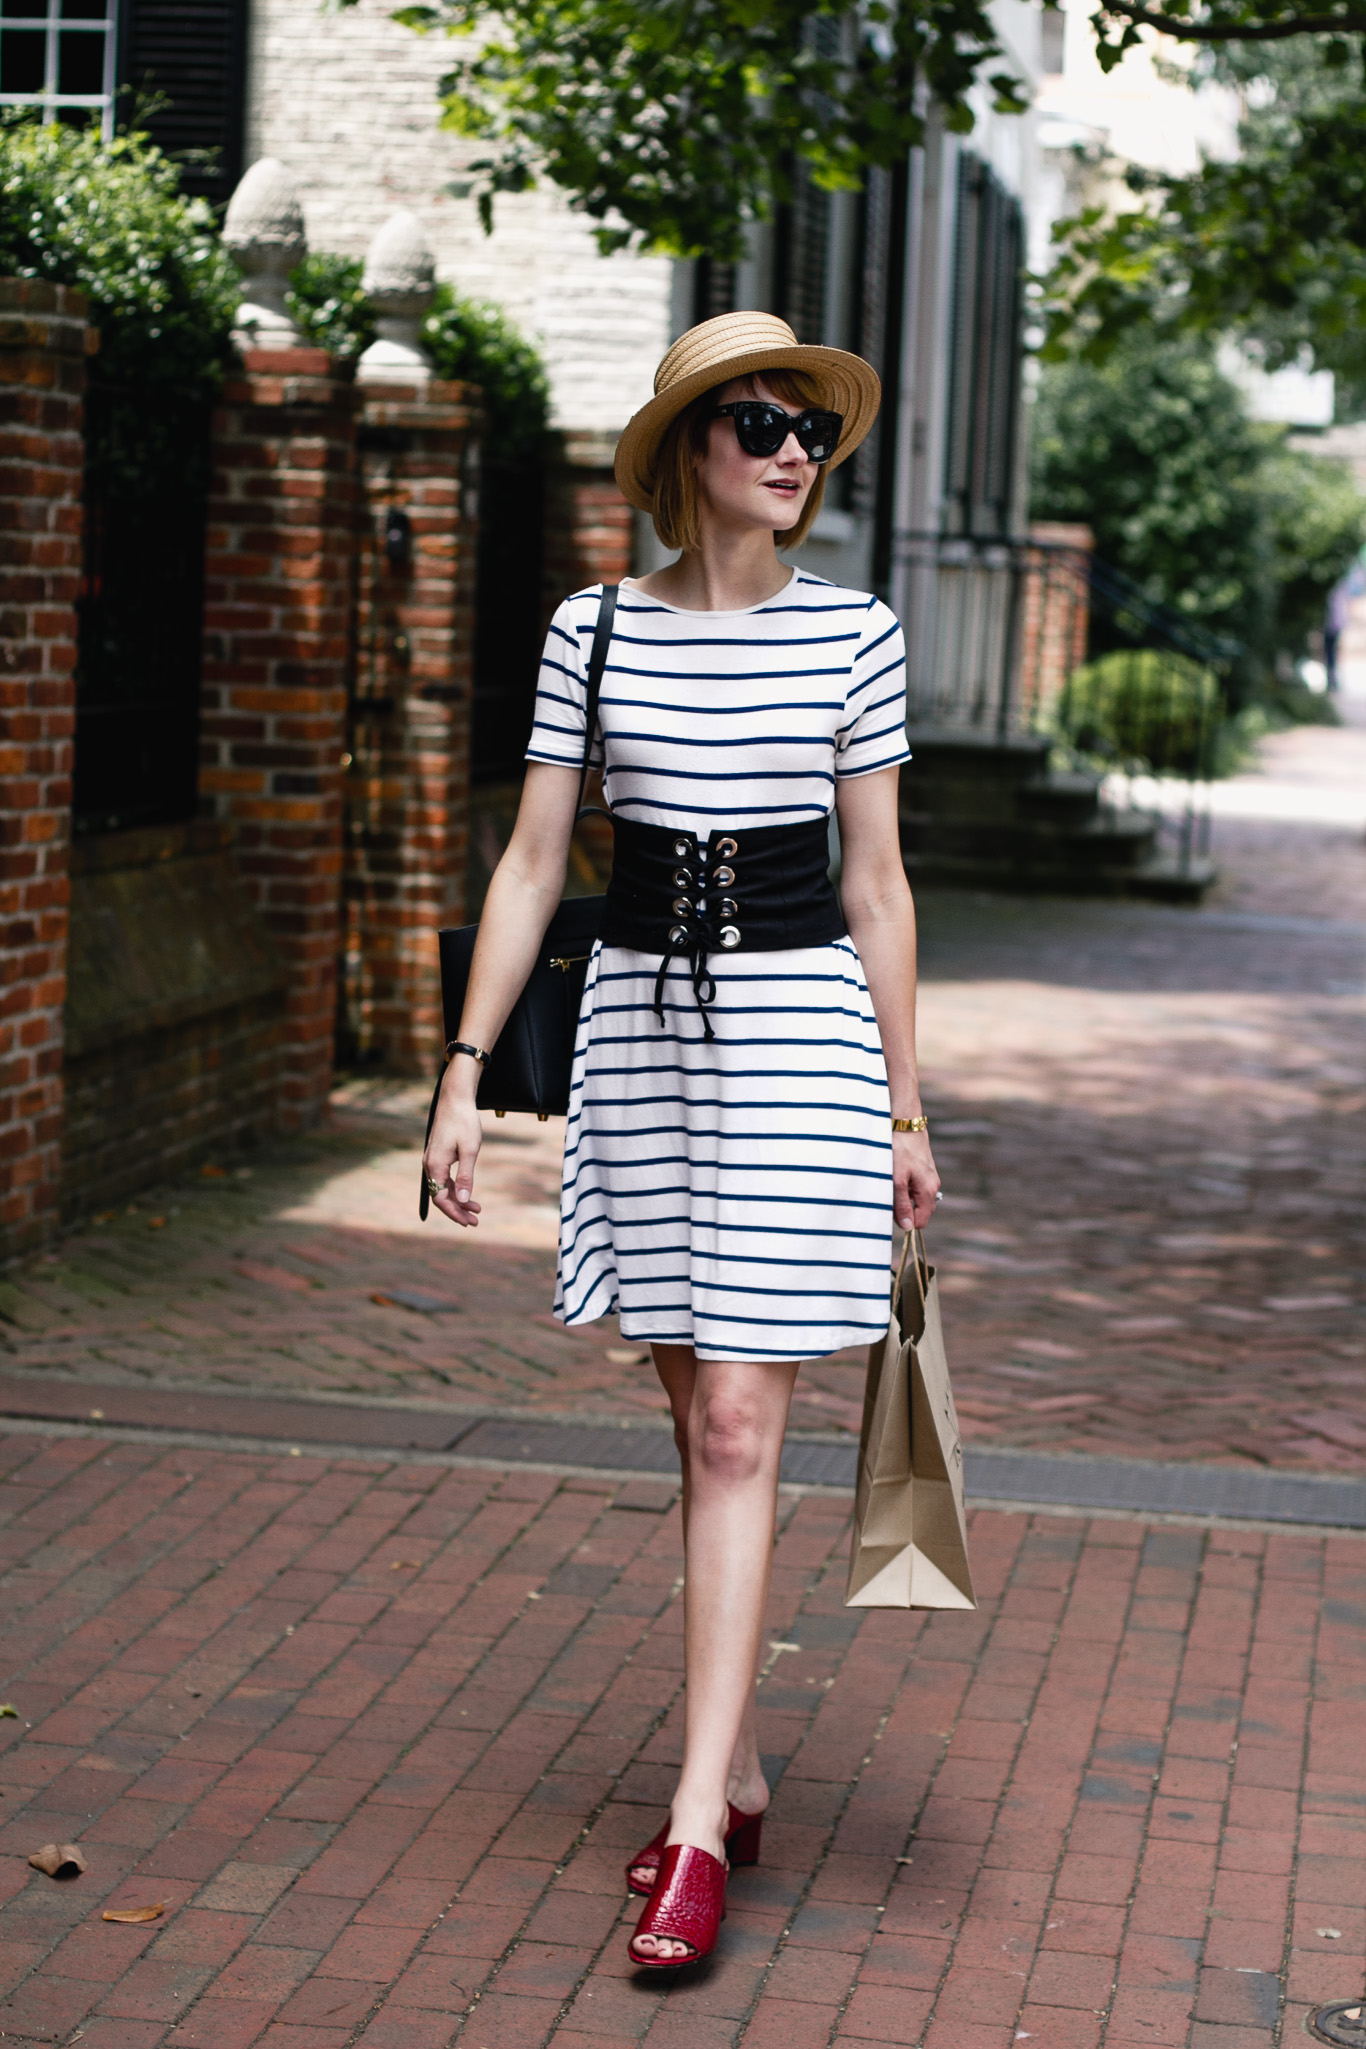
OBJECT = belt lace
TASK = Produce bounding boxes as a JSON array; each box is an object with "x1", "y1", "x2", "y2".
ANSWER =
[{"x1": 652, "y1": 922, "x2": 718, "y2": 1041}]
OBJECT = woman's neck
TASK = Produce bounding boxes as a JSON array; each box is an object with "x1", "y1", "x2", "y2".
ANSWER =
[{"x1": 636, "y1": 528, "x2": 792, "y2": 613}]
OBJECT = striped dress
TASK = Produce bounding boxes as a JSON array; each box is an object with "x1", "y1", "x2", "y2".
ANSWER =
[{"x1": 526, "y1": 567, "x2": 912, "y2": 1364}]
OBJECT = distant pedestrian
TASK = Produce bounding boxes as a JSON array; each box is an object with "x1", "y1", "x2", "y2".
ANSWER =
[{"x1": 423, "y1": 312, "x2": 939, "y2": 1969}]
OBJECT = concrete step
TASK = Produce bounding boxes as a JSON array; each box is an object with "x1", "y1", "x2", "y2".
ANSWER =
[
  {"x1": 1016, "y1": 771, "x2": 1103, "y2": 828},
  {"x1": 1126, "y1": 851, "x2": 1218, "y2": 903}
]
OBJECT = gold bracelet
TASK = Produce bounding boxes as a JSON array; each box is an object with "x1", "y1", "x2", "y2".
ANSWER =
[{"x1": 891, "y1": 1115, "x2": 928, "y2": 1133}]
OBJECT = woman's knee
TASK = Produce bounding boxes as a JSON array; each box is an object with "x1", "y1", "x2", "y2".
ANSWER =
[{"x1": 689, "y1": 1390, "x2": 774, "y2": 1485}]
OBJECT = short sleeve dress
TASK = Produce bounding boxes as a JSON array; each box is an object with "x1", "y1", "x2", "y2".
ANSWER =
[{"x1": 526, "y1": 566, "x2": 912, "y2": 1365}]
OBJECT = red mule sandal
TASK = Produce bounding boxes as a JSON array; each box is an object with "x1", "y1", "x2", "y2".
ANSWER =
[
  {"x1": 628, "y1": 1843, "x2": 727, "y2": 1968},
  {"x1": 625, "y1": 1803, "x2": 763, "y2": 1896}
]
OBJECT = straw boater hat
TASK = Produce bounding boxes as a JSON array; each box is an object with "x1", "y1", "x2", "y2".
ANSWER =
[{"x1": 614, "y1": 310, "x2": 882, "y2": 513}]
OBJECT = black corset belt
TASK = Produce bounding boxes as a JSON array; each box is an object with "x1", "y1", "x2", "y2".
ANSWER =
[{"x1": 599, "y1": 815, "x2": 848, "y2": 1040}]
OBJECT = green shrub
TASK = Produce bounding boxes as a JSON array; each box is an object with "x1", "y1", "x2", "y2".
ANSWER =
[
  {"x1": 1058, "y1": 649, "x2": 1223, "y2": 774},
  {"x1": 0, "y1": 112, "x2": 237, "y2": 412},
  {"x1": 420, "y1": 284, "x2": 550, "y2": 461},
  {"x1": 286, "y1": 251, "x2": 377, "y2": 360},
  {"x1": 1030, "y1": 329, "x2": 1366, "y2": 706},
  {"x1": 286, "y1": 259, "x2": 551, "y2": 462}
]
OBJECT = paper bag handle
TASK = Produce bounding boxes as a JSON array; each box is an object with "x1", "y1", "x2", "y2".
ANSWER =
[{"x1": 891, "y1": 1229, "x2": 930, "y2": 1313}]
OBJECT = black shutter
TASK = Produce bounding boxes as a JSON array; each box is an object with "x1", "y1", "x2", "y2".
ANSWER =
[
  {"x1": 942, "y1": 150, "x2": 1024, "y2": 538},
  {"x1": 117, "y1": 0, "x2": 247, "y2": 209}
]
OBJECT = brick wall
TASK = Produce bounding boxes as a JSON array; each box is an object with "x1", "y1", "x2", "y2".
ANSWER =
[
  {"x1": 246, "y1": 0, "x2": 672, "y2": 439},
  {"x1": 541, "y1": 431, "x2": 635, "y2": 616},
  {"x1": 0, "y1": 279, "x2": 89, "y2": 1259},
  {"x1": 199, "y1": 347, "x2": 356, "y2": 1130},
  {"x1": 63, "y1": 821, "x2": 285, "y2": 1214},
  {"x1": 343, "y1": 378, "x2": 479, "y2": 1074}
]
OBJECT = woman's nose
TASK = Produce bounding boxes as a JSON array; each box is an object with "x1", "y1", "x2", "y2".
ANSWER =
[{"x1": 776, "y1": 431, "x2": 806, "y2": 463}]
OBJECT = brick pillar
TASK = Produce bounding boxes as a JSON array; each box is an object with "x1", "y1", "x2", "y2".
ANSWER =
[
  {"x1": 343, "y1": 377, "x2": 480, "y2": 1074},
  {"x1": 199, "y1": 347, "x2": 356, "y2": 1130},
  {"x1": 0, "y1": 280, "x2": 89, "y2": 1258},
  {"x1": 541, "y1": 429, "x2": 634, "y2": 627},
  {"x1": 1021, "y1": 522, "x2": 1093, "y2": 727}
]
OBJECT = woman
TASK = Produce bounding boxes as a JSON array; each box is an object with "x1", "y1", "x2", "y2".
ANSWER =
[{"x1": 423, "y1": 311, "x2": 940, "y2": 1967}]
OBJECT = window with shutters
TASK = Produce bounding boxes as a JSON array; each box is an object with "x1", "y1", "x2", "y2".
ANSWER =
[
  {"x1": 117, "y1": 0, "x2": 247, "y2": 206},
  {"x1": 942, "y1": 150, "x2": 1025, "y2": 538},
  {"x1": 1, "y1": 0, "x2": 118, "y2": 136}
]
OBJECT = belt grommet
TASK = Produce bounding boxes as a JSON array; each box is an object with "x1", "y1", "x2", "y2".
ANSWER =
[
  {"x1": 672, "y1": 837, "x2": 691, "y2": 858},
  {"x1": 717, "y1": 898, "x2": 737, "y2": 919},
  {"x1": 718, "y1": 925, "x2": 741, "y2": 949},
  {"x1": 716, "y1": 836, "x2": 738, "y2": 858},
  {"x1": 672, "y1": 896, "x2": 693, "y2": 917},
  {"x1": 668, "y1": 924, "x2": 689, "y2": 946},
  {"x1": 671, "y1": 868, "x2": 692, "y2": 889},
  {"x1": 713, "y1": 864, "x2": 735, "y2": 888}
]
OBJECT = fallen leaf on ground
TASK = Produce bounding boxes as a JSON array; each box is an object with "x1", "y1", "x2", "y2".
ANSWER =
[
  {"x1": 1317, "y1": 1927, "x2": 1343, "y2": 1939},
  {"x1": 184, "y1": 1686, "x2": 201, "y2": 1698},
  {"x1": 147, "y1": 1217, "x2": 166, "y2": 1229},
  {"x1": 102, "y1": 1902, "x2": 163, "y2": 1924},
  {"x1": 0, "y1": 1704, "x2": 17, "y2": 1718},
  {"x1": 200, "y1": 1165, "x2": 227, "y2": 1178},
  {"x1": 30, "y1": 1843, "x2": 86, "y2": 1877},
  {"x1": 390, "y1": 1560, "x2": 422, "y2": 1570}
]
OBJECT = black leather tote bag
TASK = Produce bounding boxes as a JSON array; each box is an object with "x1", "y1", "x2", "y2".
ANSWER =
[{"x1": 420, "y1": 586, "x2": 617, "y2": 1216}]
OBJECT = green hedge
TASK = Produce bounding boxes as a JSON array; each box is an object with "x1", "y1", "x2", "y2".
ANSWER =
[{"x1": 0, "y1": 113, "x2": 237, "y2": 417}]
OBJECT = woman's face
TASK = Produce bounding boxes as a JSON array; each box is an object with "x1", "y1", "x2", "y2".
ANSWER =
[{"x1": 693, "y1": 377, "x2": 819, "y2": 539}]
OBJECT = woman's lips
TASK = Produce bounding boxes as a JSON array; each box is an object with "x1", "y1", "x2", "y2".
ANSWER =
[{"x1": 764, "y1": 480, "x2": 799, "y2": 493}]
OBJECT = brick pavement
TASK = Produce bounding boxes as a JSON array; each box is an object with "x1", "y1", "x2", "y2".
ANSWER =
[{"x1": 1, "y1": 1428, "x2": 1364, "y2": 2049}]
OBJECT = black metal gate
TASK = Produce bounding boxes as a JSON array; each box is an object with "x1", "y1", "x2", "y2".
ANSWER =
[{"x1": 75, "y1": 383, "x2": 210, "y2": 834}]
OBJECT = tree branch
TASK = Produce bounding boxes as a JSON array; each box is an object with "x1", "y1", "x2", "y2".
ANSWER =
[{"x1": 1099, "y1": 0, "x2": 1366, "y2": 37}]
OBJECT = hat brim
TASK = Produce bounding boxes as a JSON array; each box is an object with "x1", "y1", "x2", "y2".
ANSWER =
[{"x1": 614, "y1": 343, "x2": 881, "y2": 514}]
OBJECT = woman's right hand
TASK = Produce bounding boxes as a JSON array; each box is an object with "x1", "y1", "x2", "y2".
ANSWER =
[{"x1": 423, "y1": 1079, "x2": 484, "y2": 1228}]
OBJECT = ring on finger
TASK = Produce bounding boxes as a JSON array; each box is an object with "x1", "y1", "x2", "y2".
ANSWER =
[{"x1": 426, "y1": 1176, "x2": 445, "y2": 1196}]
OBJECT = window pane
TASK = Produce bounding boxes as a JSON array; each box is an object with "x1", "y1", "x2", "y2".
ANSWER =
[
  {"x1": 57, "y1": 23, "x2": 103, "y2": 91},
  {"x1": 1, "y1": 0, "x2": 49, "y2": 21},
  {"x1": 0, "y1": 28, "x2": 46, "y2": 91},
  {"x1": 61, "y1": 0, "x2": 108, "y2": 20}
]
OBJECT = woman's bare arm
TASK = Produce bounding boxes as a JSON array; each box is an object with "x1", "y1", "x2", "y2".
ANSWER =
[
  {"x1": 423, "y1": 761, "x2": 581, "y2": 1227},
  {"x1": 834, "y1": 765, "x2": 940, "y2": 1232}
]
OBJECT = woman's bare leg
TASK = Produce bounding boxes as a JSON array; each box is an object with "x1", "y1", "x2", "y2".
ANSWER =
[{"x1": 634, "y1": 1343, "x2": 798, "y2": 1960}]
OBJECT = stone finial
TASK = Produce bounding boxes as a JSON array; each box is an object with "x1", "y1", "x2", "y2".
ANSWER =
[
  {"x1": 357, "y1": 211, "x2": 437, "y2": 385},
  {"x1": 224, "y1": 158, "x2": 307, "y2": 350}
]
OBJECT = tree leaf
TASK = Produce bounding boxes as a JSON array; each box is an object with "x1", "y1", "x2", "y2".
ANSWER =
[
  {"x1": 29, "y1": 1843, "x2": 87, "y2": 1878},
  {"x1": 102, "y1": 1902, "x2": 165, "y2": 1924}
]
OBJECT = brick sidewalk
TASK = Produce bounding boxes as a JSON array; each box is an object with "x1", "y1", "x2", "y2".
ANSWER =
[{"x1": 1, "y1": 1428, "x2": 1364, "y2": 2049}]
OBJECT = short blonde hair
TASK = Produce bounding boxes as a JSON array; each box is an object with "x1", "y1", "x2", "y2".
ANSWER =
[{"x1": 651, "y1": 369, "x2": 830, "y2": 553}]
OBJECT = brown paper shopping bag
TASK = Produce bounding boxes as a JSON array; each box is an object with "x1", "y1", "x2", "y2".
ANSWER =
[{"x1": 845, "y1": 1231, "x2": 975, "y2": 1610}]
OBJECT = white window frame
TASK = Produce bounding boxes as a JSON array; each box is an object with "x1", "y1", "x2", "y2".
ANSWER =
[{"x1": 0, "y1": 0, "x2": 118, "y2": 139}]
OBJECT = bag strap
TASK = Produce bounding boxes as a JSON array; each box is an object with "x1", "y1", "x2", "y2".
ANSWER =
[
  {"x1": 891, "y1": 1228, "x2": 929, "y2": 1312},
  {"x1": 576, "y1": 583, "x2": 619, "y2": 821}
]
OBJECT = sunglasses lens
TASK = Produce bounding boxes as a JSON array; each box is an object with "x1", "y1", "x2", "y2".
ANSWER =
[
  {"x1": 732, "y1": 403, "x2": 789, "y2": 457},
  {"x1": 801, "y1": 411, "x2": 842, "y2": 461}
]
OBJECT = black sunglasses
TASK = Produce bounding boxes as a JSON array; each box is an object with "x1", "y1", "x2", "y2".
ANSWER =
[{"x1": 712, "y1": 399, "x2": 844, "y2": 463}]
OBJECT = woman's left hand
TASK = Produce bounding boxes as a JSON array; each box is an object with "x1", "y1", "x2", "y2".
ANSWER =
[{"x1": 894, "y1": 1128, "x2": 941, "y2": 1232}]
